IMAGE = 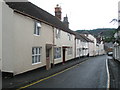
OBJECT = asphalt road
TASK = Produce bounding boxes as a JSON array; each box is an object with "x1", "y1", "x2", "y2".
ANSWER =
[
  {"x1": 26, "y1": 55, "x2": 108, "y2": 88},
  {"x1": 0, "y1": 71, "x2": 1, "y2": 90}
]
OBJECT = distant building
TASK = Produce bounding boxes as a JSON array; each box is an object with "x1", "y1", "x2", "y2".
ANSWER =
[
  {"x1": 113, "y1": 26, "x2": 120, "y2": 61},
  {"x1": 79, "y1": 31, "x2": 105, "y2": 56}
]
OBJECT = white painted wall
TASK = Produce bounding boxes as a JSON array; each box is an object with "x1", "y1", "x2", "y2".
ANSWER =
[
  {"x1": 2, "y1": 5, "x2": 54, "y2": 75},
  {"x1": 76, "y1": 39, "x2": 82, "y2": 58},
  {"x1": 54, "y1": 28, "x2": 75, "y2": 64},
  {"x1": 98, "y1": 41, "x2": 105, "y2": 55},
  {"x1": 0, "y1": 1, "x2": 2, "y2": 71},
  {"x1": 2, "y1": 2, "x2": 14, "y2": 73},
  {"x1": 12, "y1": 13, "x2": 53, "y2": 75},
  {"x1": 87, "y1": 34, "x2": 97, "y2": 56},
  {"x1": 88, "y1": 42, "x2": 94, "y2": 56}
]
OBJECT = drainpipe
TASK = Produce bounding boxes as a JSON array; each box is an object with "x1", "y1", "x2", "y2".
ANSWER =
[
  {"x1": 75, "y1": 38, "x2": 76, "y2": 58},
  {"x1": 52, "y1": 27, "x2": 55, "y2": 67}
]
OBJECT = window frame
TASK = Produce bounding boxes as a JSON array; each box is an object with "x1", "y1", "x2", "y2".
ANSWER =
[
  {"x1": 56, "y1": 29, "x2": 61, "y2": 39},
  {"x1": 68, "y1": 47, "x2": 72, "y2": 55},
  {"x1": 32, "y1": 47, "x2": 41, "y2": 65},
  {"x1": 54, "y1": 47, "x2": 61, "y2": 59},
  {"x1": 68, "y1": 33, "x2": 72, "y2": 41},
  {"x1": 34, "y1": 21, "x2": 41, "y2": 36}
]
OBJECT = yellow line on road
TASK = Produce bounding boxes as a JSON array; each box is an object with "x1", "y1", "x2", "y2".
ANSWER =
[{"x1": 17, "y1": 59, "x2": 88, "y2": 90}]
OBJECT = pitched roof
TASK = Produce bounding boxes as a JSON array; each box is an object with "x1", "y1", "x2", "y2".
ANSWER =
[
  {"x1": 6, "y1": 2, "x2": 75, "y2": 35},
  {"x1": 81, "y1": 30, "x2": 90, "y2": 34},
  {"x1": 73, "y1": 32, "x2": 85, "y2": 41},
  {"x1": 80, "y1": 34, "x2": 94, "y2": 43}
]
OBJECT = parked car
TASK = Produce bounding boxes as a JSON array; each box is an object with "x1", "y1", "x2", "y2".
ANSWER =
[{"x1": 107, "y1": 52, "x2": 113, "y2": 60}]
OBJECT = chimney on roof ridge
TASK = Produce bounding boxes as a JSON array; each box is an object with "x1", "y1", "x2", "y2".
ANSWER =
[
  {"x1": 63, "y1": 14, "x2": 69, "y2": 28},
  {"x1": 55, "y1": 4, "x2": 62, "y2": 20}
]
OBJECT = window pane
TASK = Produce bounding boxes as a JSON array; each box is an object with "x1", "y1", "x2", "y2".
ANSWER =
[
  {"x1": 36, "y1": 48, "x2": 37, "y2": 54},
  {"x1": 32, "y1": 48, "x2": 34, "y2": 54},
  {"x1": 32, "y1": 56, "x2": 34, "y2": 63},
  {"x1": 35, "y1": 55, "x2": 37, "y2": 63},
  {"x1": 54, "y1": 47, "x2": 61, "y2": 59},
  {"x1": 37, "y1": 27, "x2": 40, "y2": 35},
  {"x1": 39, "y1": 48, "x2": 40, "y2": 54},
  {"x1": 34, "y1": 22, "x2": 41, "y2": 35},
  {"x1": 38, "y1": 55, "x2": 40, "y2": 62},
  {"x1": 34, "y1": 22, "x2": 36, "y2": 34}
]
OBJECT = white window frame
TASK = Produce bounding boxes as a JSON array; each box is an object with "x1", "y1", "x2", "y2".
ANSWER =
[
  {"x1": 68, "y1": 33, "x2": 72, "y2": 41},
  {"x1": 68, "y1": 47, "x2": 72, "y2": 55},
  {"x1": 32, "y1": 47, "x2": 41, "y2": 65},
  {"x1": 34, "y1": 22, "x2": 41, "y2": 36},
  {"x1": 56, "y1": 29, "x2": 61, "y2": 39},
  {"x1": 54, "y1": 47, "x2": 61, "y2": 59}
]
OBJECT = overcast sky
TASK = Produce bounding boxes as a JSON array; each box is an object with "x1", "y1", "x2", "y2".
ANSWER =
[{"x1": 29, "y1": 0, "x2": 119, "y2": 31}]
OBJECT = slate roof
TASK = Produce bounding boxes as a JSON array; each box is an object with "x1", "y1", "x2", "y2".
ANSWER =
[
  {"x1": 73, "y1": 32, "x2": 85, "y2": 41},
  {"x1": 80, "y1": 34, "x2": 94, "y2": 43},
  {"x1": 6, "y1": 2, "x2": 75, "y2": 35}
]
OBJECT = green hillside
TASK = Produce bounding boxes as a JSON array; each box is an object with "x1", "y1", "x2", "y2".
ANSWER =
[{"x1": 76, "y1": 28, "x2": 116, "y2": 42}]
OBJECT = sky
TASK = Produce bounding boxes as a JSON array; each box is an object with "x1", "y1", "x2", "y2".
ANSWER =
[{"x1": 29, "y1": 0, "x2": 119, "y2": 31}]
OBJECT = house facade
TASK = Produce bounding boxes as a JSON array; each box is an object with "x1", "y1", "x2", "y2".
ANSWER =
[
  {"x1": 53, "y1": 5, "x2": 75, "y2": 64},
  {"x1": 74, "y1": 33, "x2": 84, "y2": 58},
  {"x1": 2, "y1": 1, "x2": 76, "y2": 75},
  {"x1": 113, "y1": 1, "x2": 120, "y2": 62},
  {"x1": 80, "y1": 35, "x2": 89, "y2": 57},
  {"x1": 87, "y1": 34, "x2": 97, "y2": 56},
  {"x1": 54, "y1": 28, "x2": 75, "y2": 64},
  {"x1": 96, "y1": 37, "x2": 105, "y2": 55},
  {"x1": 113, "y1": 26, "x2": 120, "y2": 61},
  {"x1": 2, "y1": 1, "x2": 105, "y2": 75},
  {"x1": 2, "y1": 2, "x2": 55, "y2": 75},
  {"x1": 0, "y1": 1, "x2": 2, "y2": 71}
]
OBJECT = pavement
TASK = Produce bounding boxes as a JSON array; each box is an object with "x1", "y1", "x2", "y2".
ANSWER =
[
  {"x1": 108, "y1": 58, "x2": 120, "y2": 89},
  {"x1": 2, "y1": 56, "x2": 89, "y2": 89}
]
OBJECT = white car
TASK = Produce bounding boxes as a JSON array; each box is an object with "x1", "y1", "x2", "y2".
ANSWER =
[{"x1": 107, "y1": 52, "x2": 113, "y2": 60}]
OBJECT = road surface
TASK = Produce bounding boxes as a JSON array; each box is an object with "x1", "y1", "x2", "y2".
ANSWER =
[{"x1": 22, "y1": 55, "x2": 108, "y2": 88}]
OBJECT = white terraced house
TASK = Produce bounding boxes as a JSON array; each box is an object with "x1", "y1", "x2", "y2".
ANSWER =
[
  {"x1": 0, "y1": 1, "x2": 2, "y2": 71},
  {"x1": 113, "y1": 2, "x2": 120, "y2": 62},
  {"x1": 1, "y1": 1, "x2": 105, "y2": 76},
  {"x1": 1, "y1": 1, "x2": 76, "y2": 75}
]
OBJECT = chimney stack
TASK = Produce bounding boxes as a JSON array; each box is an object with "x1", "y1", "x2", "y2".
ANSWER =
[
  {"x1": 55, "y1": 4, "x2": 62, "y2": 20},
  {"x1": 63, "y1": 14, "x2": 69, "y2": 28}
]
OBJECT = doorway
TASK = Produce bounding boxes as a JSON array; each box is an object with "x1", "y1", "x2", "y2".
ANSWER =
[
  {"x1": 46, "y1": 44, "x2": 52, "y2": 70},
  {"x1": 63, "y1": 48, "x2": 66, "y2": 64}
]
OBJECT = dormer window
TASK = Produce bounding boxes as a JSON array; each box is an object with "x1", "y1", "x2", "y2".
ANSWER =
[{"x1": 34, "y1": 22, "x2": 41, "y2": 36}]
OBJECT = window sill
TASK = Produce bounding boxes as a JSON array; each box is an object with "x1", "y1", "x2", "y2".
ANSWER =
[
  {"x1": 34, "y1": 34, "x2": 40, "y2": 36},
  {"x1": 54, "y1": 58, "x2": 61, "y2": 60},
  {"x1": 32, "y1": 62, "x2": 41, "y2": 65}
]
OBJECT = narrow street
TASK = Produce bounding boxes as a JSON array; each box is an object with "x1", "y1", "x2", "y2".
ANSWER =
[{"x1": 21, "y1": 55, "x2": 108, "y2": 88}]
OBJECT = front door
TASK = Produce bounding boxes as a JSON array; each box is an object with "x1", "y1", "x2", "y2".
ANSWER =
[
  {"x1": 63, "y1": 48, "x2": 65, "y2": 64},
  {"x1": 46, "y1": 49, "x2": 51, "y2": 70}
]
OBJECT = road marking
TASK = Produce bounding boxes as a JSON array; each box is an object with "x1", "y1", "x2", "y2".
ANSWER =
[
  {"x1": 106, "y1": 59, "x2": 110, "y2": 90},
  {"x1": 17, "y1": 59, "x2": 88, "y2": 90}
]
